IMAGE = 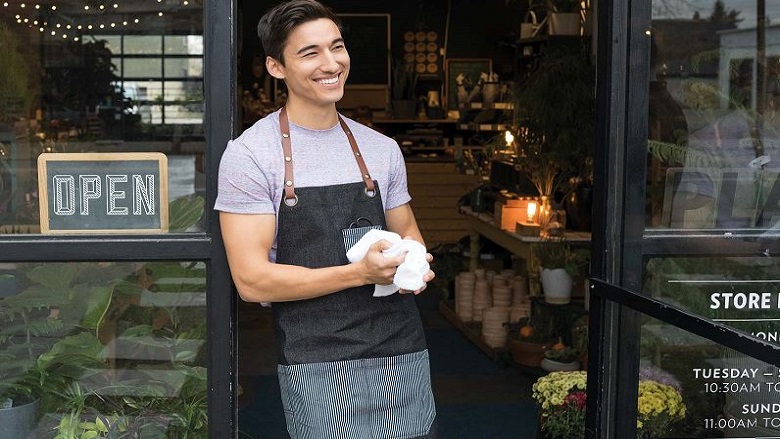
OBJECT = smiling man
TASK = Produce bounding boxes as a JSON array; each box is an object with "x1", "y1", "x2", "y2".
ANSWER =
[{"x1": 214, "y1": 1, "x2": 437, "y2": 438}]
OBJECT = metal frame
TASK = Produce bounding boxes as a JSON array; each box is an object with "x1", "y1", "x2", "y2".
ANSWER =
[
  {"x1": 588, "y1": 0, "x2": 780, "y2": 437},
  {"x1": 0, "y1": 0, "x2": 238, "y2": 436}
]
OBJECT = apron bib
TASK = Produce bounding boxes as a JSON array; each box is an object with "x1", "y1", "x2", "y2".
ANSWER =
[{"x1": 271, "y1": 108, "x2": 436, "y2": 439}]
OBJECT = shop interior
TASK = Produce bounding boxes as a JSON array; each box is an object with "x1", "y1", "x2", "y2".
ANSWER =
[{"x1": 236, "y1": 1, "x2": 596, "y2": 437}]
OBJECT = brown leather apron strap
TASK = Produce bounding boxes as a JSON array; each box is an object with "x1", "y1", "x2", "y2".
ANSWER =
[
  {"x1": 337, "y1": 116, "x2": 377, "y2": 195},
  {"x1": 279, "y1": 107, "x2": 297, "y2": 206},
  {"x1": 278, "y1": 107, "x2": 377, "y2": 205}
]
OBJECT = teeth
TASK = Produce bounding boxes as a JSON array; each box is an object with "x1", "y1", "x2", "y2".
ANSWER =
[{"x1": 317, "y1": 76, "x2": 338, "y2": 85}]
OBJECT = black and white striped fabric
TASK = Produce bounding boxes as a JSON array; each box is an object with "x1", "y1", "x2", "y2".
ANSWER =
[
  {"x1": 342, "y1": 224, "x2": 382, "y2": 252},
  {"x1": 277, "y1": 350, "x2": 436, "y2": 439}
]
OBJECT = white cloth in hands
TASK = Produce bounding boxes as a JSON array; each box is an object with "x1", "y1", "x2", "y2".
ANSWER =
[{"x1": 345, "y1": 229, "x2": 430, "y2": 297}]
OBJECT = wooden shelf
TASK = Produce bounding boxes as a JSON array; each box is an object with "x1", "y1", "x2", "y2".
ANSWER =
[{"x1": 438, "y1": 300, "x2": 505, "y2": 361}]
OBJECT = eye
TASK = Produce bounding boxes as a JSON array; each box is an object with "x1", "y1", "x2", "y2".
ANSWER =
[{"x1": 333, "y1": 44, "x2": 345, "y2": 51}]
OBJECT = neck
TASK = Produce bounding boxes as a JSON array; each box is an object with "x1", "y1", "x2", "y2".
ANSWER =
[{"x1": 285, "y1": 98, "x2": 339, "y2": 129}]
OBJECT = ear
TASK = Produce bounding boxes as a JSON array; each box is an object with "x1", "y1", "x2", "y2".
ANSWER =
[{"x1": 266, "y1": 56, "x2": 286, "y2": 80}]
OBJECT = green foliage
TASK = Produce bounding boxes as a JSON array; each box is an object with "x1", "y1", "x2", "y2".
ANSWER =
[
  {"x1": 513, "y1": 44, "x2": 595, "y2": 194},
  {"x1": 536, "y1": 240, "x2": 589, "y2": 276},
  {"x1": 544, "y1": 345, "x2": 578, "y2": 362},
  {"x1": 169, "y1": 195, "x2": 205, "y2": 232},
  {"x1": 0, "y1": 23, "x2": 35, "y2": 121}
]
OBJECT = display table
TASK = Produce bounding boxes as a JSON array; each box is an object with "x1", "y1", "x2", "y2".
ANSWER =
[{"x1": 459, "y1": 206, "x2": 591, "y2": 295}]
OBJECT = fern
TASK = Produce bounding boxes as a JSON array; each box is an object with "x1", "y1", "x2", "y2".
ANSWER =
[{"x1": 647, "y1": 139, "x2": 723, "y2": 168}]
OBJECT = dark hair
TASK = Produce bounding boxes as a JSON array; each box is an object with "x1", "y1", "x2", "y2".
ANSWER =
[{"x1": 257, "y1": 0, "x2": 342, "y2": 65}]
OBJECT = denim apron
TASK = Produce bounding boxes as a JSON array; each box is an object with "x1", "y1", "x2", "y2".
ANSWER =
[{"x1": 272, "y1": 108, "x2": 436, "y2": 439}]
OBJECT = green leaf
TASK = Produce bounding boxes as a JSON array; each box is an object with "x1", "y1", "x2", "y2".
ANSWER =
[
  {"x1": 37, "y1": 332, "x2": 104, "y2": 370},
  {"x1": 26, "y1": 264, "x2": 79, "y2": 289},
  {"x1": 80, "y1": 286, "x2": 113, "y2": 331},
  {"x1": 168, "y1": 195, "x2": 205, "y2": 232}
]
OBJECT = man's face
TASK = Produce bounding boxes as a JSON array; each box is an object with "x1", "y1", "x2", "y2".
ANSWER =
[{"x1": 269, "y1": 18, "x2": 350, "y2": 109}]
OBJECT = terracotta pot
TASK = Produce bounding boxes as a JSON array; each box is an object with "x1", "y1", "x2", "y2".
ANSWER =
[{"x1": 508, "y1": 338, "x2": 550, "y2": 367}]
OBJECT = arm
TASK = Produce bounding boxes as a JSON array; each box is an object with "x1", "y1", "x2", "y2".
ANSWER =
[
  {"x1": 385, "y1": 203, "x2": 435, "y2": 293},
  {"x1": 220, "y1": 211, "x2": 406, "y2": 303}
]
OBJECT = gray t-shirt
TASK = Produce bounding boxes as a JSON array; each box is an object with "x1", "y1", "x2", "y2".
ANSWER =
[{"x1": 214, "y1": 110, "x2": 411, "y2": 260}]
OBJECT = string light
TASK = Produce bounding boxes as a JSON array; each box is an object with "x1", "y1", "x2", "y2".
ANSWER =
[{"x1": 4, "y1": 0, "x2": 197, "y2": 39}]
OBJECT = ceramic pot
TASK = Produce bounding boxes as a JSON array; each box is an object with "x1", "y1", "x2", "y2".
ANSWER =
[
  {"x1": 541, "y1": 358, "x2": 581, "y2": 372},
  {"x1": 540, "y1": 268, "x2": 573, "y2": 304},
  {"x1": 0, "y1": 398, "x2": 39, "y2": 438}
]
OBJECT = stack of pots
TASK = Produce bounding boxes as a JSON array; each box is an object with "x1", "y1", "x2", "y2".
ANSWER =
[
  {"x1": 455, "y1": 271, "x2": 475, "y2": 321},
  {"x1": 481, "y1": 306, "x2": 510, "y2": 348}
]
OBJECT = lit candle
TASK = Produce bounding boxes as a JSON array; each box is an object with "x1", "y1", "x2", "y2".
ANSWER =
[
  {"x1": 504, "y1": 130, "x2": 514, "y2": 149},
  {"x1": 526, "y1": 201, "x2": 537, "y2": 224}
]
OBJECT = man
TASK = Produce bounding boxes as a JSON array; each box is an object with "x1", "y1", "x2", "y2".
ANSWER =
[{"x1": 215, "y1": 1, "x2": 437, "y2": 438}]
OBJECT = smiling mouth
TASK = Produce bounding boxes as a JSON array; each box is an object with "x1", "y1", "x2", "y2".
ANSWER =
[{"x1": 315, "y1": 75, "x2": 340, "y2": 85}]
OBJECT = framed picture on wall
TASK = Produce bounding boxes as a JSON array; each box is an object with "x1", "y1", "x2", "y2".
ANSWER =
[{"x1": 445, "y1": 58, "x2": 493, "y2": 111}]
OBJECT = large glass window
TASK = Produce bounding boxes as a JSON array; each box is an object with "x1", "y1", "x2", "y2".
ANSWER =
[
  {"x1": 0, "y1": 1, "x2": 204, "y2": 235},
  {"x1": 640, "y1": 1, "x2": 780, "y2": 437},
  {"x1": 0, "y1": 261, "x2": 208, "y2": 438}
]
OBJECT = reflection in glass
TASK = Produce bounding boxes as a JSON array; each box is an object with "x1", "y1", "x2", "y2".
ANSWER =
[
  {"x1": 0, "y1": 1, "x2": 204, "y2": 235},
  {"x1": 644, "y1": 255, "x2": 780, "y2": 437},
  {"x1": 0, "y1": 261, "x2": 208, "y2": 437},
  {"x1": 647, "y1": 1, "x2": 780, "y2": 231},
  {"x1": 640, "y1": 315, "x2": 779, "y2": 438}
]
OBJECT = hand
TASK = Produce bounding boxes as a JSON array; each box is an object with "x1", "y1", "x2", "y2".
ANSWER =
[
  {"x1": 399, "y1": 252, "x2": 435, "y2": 295},
  {"x1": 358, "y1": 239, "x2": 405, "y2": 286}
]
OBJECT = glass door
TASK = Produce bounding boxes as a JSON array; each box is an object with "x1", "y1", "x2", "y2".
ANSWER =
[
  {"x1": 587, "y1": 0, "x2": 780, "y2": 437},
  {"x1": 0, "y1": 0, "x2": 235, "y2": 437}
]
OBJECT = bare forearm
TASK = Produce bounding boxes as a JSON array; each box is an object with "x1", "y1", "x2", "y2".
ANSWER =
[{"x1": 232, "y1": 261, "x2": 366, "y2": 303}]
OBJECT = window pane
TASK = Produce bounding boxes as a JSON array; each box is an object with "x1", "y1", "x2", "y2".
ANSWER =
[
  {"x1": 165, "y1": 58, "x2": 203, "y2": 78},
  {"x1": 124, "y1": 35, "x2": 162, "y2": 55},
  {"x1": 124, "y1": 58, "x2": 162, "y2": 78},
  {"x1": 647, "y1": 1, "x2": 780, "y2": 231},
  {"x1": 641, "y1": 256, "x2": 780, "y2": 438},
  {"x1": 94, "y1": 35, "x2": 122, "y2": 54},
  {"x1": 0, "y1": 261, "x2": 208, "y2": 437},
  {"x1": 165, "y1": 35, "x2": 204, "y2": 55},
  {"x1": 0, "y1": 1, "x2": 204, "y2": 235}
]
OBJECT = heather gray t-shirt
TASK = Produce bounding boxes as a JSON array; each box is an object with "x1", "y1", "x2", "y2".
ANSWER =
[{"x1": 214, "y1": 109, "x2": 411, "y2": 261}]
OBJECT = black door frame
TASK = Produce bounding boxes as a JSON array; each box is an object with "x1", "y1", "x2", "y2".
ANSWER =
[
  {"x1": 0, "y1": 0, "x2": 238, "y2": 437},
  {"x1": 587, "y1": 0, "x2": 780, "y2": 437}
]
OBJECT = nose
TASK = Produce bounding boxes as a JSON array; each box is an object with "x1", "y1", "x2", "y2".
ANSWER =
[{"x1": 320, "y1": 49, "x2": 340, "y2": 72}]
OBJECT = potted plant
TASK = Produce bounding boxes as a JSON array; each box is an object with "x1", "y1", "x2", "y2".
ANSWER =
[
  {"x1": 0, "y1": 263, "x2": 110, "y2": 438},
  {"x1": 391, "y1": 57, "x2": 417, "y2": 119},
  {"x1": 540, "y1": 339, "x2": 580, "y2": 372},
  {"x1": 511, "y1": 43, "x2": 595, "y2": 202},
  {"x1": 535, "y1": 240, "x2": 589, "y2": 304},
  {"x1": 506, "y1": 315, "x2": 557, "y2": 367},
  {"x1": 546, "y1": 0, "x2": 581, "y2": 35},
  {"x1": 532, "y1": 370, "x2": 687, "y2": 439}
]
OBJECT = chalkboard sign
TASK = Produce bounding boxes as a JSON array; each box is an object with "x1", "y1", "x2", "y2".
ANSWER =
[
  {"x1": 338, "y1": 14, "x2": 390, "y2": 86},
  {"x1": 37, "y1": 153, "x2": 169, "y2": 234}
]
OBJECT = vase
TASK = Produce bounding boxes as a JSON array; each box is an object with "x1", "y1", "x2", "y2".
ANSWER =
[
  {"x1": 537, "y1": 195, "x2": 553, "y2": 233},
  {"x1": 540, "y1": 268, "x2": 573, "y2": 304},
  {"x1": 541, "y1": 358, "x2": 581, "y2": 372}
]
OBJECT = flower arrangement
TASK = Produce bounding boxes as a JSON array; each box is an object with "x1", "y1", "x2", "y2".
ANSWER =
[{"x1": 532, "y1": 370, "x2": 686, "y2": 439}]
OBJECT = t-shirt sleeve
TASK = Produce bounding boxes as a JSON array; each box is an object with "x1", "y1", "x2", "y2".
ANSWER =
[
  {"x1": 214, "y1": 138, "x2": 276, "y2": 214},
  {"x1": 384, "y1": 142, "x2": 412, "y2": 210}
]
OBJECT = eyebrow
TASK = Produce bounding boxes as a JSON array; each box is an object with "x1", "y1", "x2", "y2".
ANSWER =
[{"x1": 295, "y1": 38, "x2": 345, "y2": 55}]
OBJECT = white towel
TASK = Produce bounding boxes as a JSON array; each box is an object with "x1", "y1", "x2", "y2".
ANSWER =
[{"x1": 345, "y1": 229, "x2": 430, "y2": 297}]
